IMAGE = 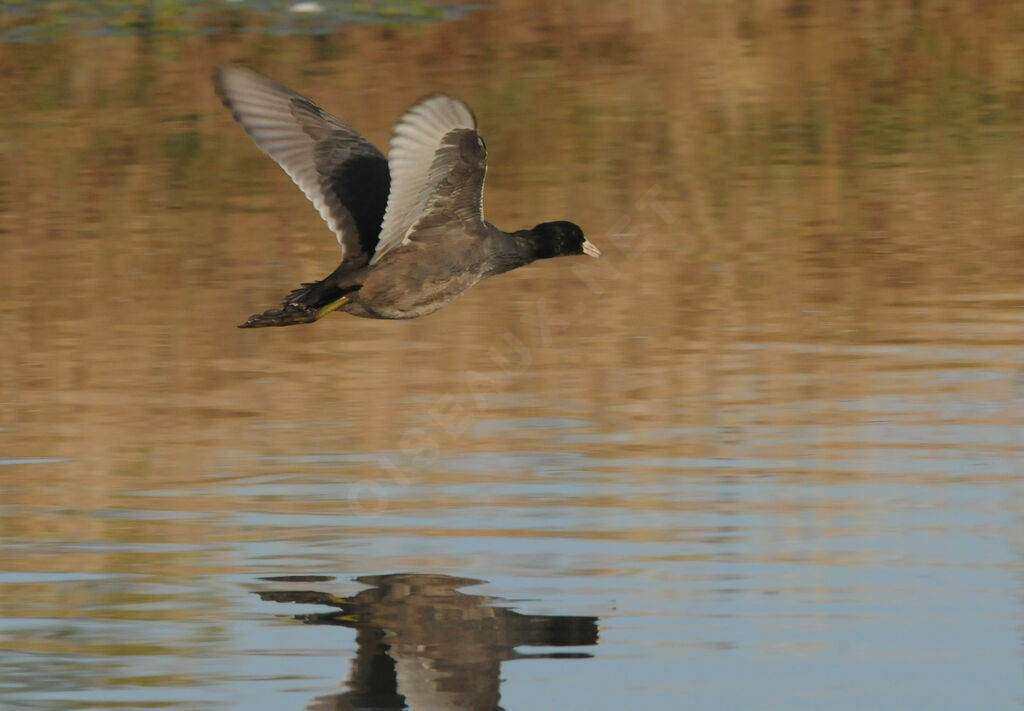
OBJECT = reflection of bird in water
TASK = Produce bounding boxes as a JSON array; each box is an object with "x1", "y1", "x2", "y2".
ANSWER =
[
  {"x1": 213, "y1": 67, "x2": 600, "y2": 327},
  {"x1": 257, "y1": 573, "x2": 599, "y2": 711}
]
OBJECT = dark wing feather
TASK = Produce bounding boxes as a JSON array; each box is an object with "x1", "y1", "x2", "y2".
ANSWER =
[
  {"x1": 213, "y1": 66, "x2": 389, "y2": 262},
  {"x1": 372, "y1": 94, "x2": 478, "y2": 264},
  {"x1": 401, "y1": 128, "x2": 487, "y2": 242}
]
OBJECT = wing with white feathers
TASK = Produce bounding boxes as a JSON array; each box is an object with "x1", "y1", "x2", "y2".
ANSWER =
[
  {"x1": 213, "y1": 66, "x2": 390, "y2": 262},
  {"x1": 371, "y1": 94, "x2": 482, "y2": 265}
]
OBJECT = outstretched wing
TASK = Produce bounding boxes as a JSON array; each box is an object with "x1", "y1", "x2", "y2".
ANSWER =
[
  {"x1": 213, "y1": 66, "x2": 390, "y2": 263},
  {"x1": 371, "y1": 94, "x2": 482, "y2": 265}
]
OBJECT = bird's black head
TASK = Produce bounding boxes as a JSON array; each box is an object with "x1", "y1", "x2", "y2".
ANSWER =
[{"x1": 529, "y1": 221, "x2": 601, "y2": 260}]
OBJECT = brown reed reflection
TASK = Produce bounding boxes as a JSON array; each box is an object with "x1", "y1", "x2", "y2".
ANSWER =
[{"x1": 257, "y1": 573, "x2": 598, "y2": 711}]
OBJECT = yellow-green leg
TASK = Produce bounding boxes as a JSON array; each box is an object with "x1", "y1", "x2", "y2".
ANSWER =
[{"x1": 314, "y1": 295, "x2": 349, "y2": 321}]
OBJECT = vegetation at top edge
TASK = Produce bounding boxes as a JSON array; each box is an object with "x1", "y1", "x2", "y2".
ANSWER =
[{"x1": 0, "y1": 0, "x2": 462, "y2": 40}]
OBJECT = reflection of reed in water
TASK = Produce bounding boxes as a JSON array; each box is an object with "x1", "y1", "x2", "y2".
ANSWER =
[{"x1": 258, "y1": 573, "x2": 598, "y2": 711}]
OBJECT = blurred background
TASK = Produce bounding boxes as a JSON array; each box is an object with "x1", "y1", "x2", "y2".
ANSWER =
[{"x1": 1, "y1": 1, "x2": 1024, "y2": 709}]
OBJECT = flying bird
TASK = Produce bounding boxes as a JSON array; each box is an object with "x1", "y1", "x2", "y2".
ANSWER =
[{"x1": 213, "y1": 67, "x2": 600, "y2": 327}]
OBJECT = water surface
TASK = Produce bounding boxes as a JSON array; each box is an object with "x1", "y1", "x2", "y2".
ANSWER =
[{"x1": 2, "y1": 2, "x2": 1024, "y2": 709}]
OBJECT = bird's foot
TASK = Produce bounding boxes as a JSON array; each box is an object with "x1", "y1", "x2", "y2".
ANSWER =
[
  {"x1": 238, "y1": 304, "x2": 318, "y2": 328},
  {"x1": 238, "y1": 295, "x2": 349, "y2": 328}
]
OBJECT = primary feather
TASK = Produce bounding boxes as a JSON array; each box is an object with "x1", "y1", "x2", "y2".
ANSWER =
[{"x1": 213, "y1": 66, "x2": 389, "y2": 262}]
